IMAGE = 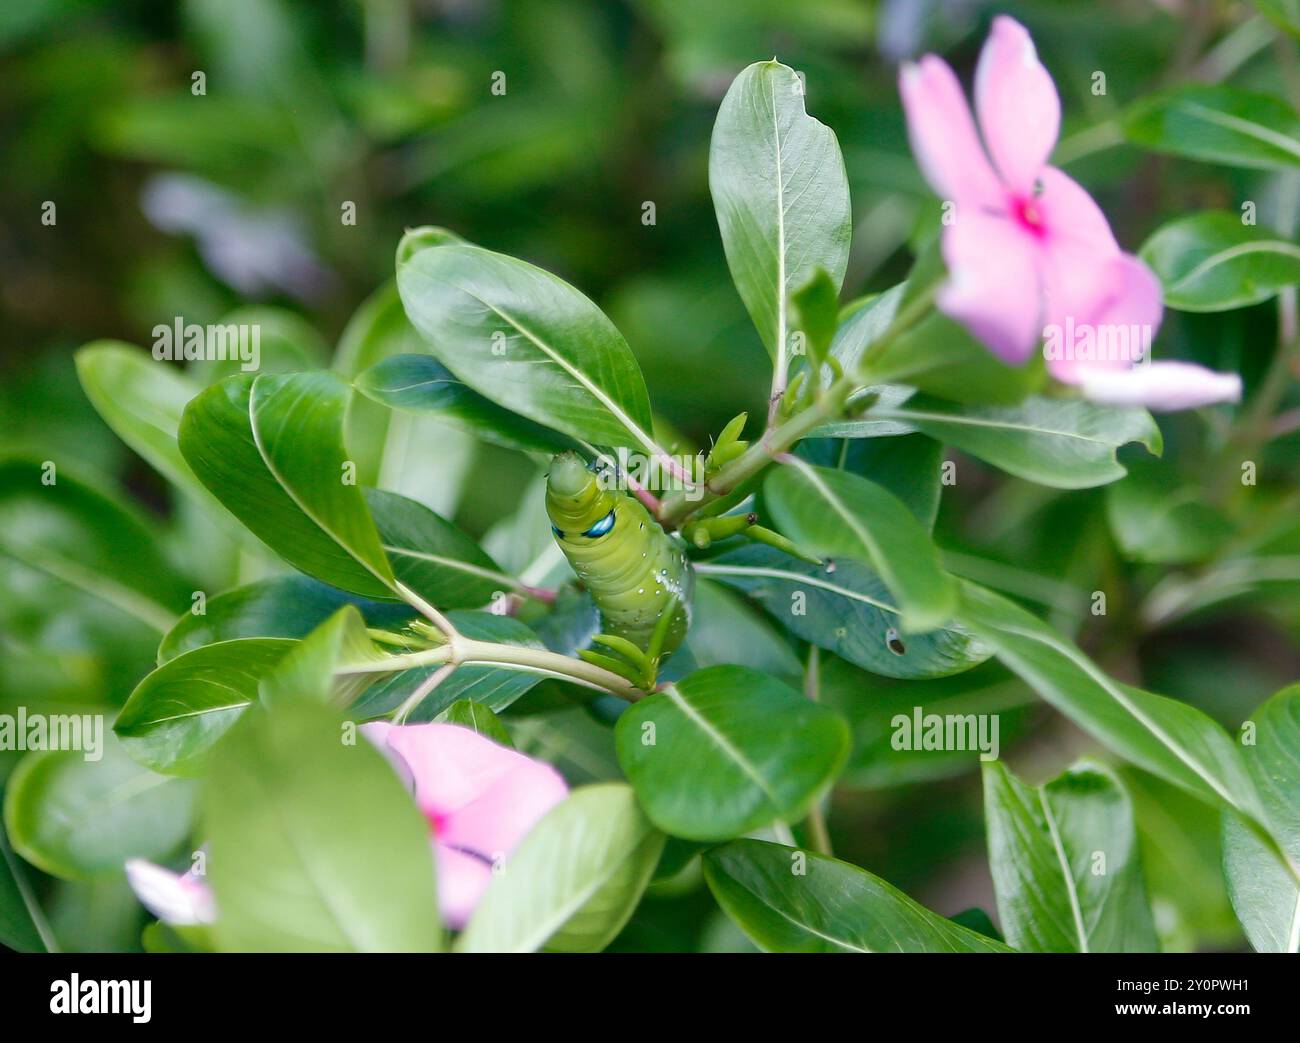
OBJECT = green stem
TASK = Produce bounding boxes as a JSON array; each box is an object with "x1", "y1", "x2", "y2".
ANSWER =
[
  {"x1": 355, "y1": 633, "x2": 643, "y2": 703},
  {"x1": 801, "y1": 645, "x2": 833, "y2": 856}
]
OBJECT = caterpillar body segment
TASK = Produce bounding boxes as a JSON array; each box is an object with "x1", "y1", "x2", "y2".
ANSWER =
[{"x1": 545, "y1": 452, "x2": 693, "y2": 658}]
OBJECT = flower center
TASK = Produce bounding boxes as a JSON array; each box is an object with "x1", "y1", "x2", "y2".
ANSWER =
[{"x1": 1012, "y1": 194, "x2": 1047, "y2": 238}]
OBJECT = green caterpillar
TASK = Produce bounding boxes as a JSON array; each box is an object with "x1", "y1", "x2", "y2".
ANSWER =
[{"x1": 545, "y1": 451, "x2": 693, "y2": 658}]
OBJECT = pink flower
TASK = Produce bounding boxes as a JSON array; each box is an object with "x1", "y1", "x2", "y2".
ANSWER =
[
  {"x1": 361, "y1": 722, "x2": 568, "y2": 929},
  {"x1": 125, "y1": 858, "x2": 215, "y2": 927},
  {"x1": 899, "y1": 16, "x2": 1241, "y2": 411},
  {"x1": 126, "y1": 723, "x2": 567, "y2": 933}
]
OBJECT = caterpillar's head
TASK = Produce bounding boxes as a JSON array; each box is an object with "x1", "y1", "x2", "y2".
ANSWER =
[{"x1": 546, "y1": 452, "x2": 617, "y2": 543}]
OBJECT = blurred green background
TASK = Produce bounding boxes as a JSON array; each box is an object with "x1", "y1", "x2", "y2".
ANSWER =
[{"x1": 3, "y1": 0, "x2": 1298, "y2": 951}]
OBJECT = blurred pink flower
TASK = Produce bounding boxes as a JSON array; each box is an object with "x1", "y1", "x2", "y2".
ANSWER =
[
  {"x1": 125, "y1": 858, "x2": 215, "y2": 928},
  {"x1": 127, "y1": 723, "x2": 567, "y2": 933},
  {"x1": 362, "y1": 722, "x2": 568, "y2": 929},
  {"x1": 899, "y1": 15, "x2": 1240, "y2": 411}
]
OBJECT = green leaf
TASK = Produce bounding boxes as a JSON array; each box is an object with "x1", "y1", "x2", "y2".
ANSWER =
[
  {"x1": 865, "y1": 394, "x2": 1162, "y2": 490},
  {"x1": 764, "y1": 461, "x2": 956, "y2": 632},
  {"x1": 334, "y1": 282, "x2": 432, "y2": 489},
  {"x1": 204, "y1": 698, "x2": 443, "y2": 952},
  {"x1": 615, "y1": 665, "x2": 849, "y2": 841},
  {"x1": 365, "y1": 487, "x2": 516, "y2": 609},
  {"x1": 983, "y1": 760, "x2": 1158, "y2": 952},
  {"x1": 258, "y1": 606, "x2": 391, "y2": 709},
  {"x1": 356, "y1": 354, "x2": 576, "y2": 455},
  {"x1": 1, "y1": 806, "x2": 56, "y2": 951},
  {"x1": 4, "y1": 735, "x2": 195, "y2": 880},
  {"x1": 957, "y1": 582, "x2": 1264, "y2": 822},
  {"x1": 1140, "y1": 210, "x2": 1300, "y2": 312},
  {"x1": 685, "y1": 580, "x2": 803, "y2": 682},
  {"x1": 1223, "y1": 684, "x2": 1300, "y2": 952},
  {"x1": 1106, "y1": 460, "x2": 1233, "y2": 564},
  {"x1": 698, "y1": 543, "x2": 989, "y2": 680},
  {"x1": 710, "y1": 61, "x2": 851, "y2": 370},
  {"x1": 1122, "y1": 84, "x2": 1300, "y2": 170},
  {"x1": 434, "y1": 701, "x2": 513, "y2": 746},
  {"x1": 790, "y1": 266, "x2": 840, "y2": 363},
  {"x1": 115, "y1": 638, "x2": 296, "y2": 776},
  {"x1": 797, "y1": 433, "x2": 944, "y2": 529},
  {"x1": 74, "y1": 342, "x2": 206, "y2": 500},
  {"x1": 396, "y1": 242, "x2": 655, "y2": 450},
  {"x1": 455, "y1": 783, "x2": 664, "y2": 952},
  {"x1": 703, "y1": 839, "x2": 1011, "y2": 952},
  {"x1": 158, "y1": 575, "x2": 414, "y2": 662},
  {"x1": 179, "y1": 372, "x2": 397, "y2": 599},
  {"x1": 0, "y1": 458, "x2": 192, "y2": 632}
]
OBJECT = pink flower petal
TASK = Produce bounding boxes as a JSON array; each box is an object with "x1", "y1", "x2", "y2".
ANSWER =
[
  {"x1": 1037, "y1": 167, "x2": 1118, "y2": 256},
  {"x1": 899, "y1": 55, "x2": 1003, "y2": 209},
  {"x1": 433, "y1": 842, "x2": 494, "y2": 931},
  {"x1": 974, "y1": 15, "x2": 1061, "y2": 196},
  {"x1": 1079, "y1": 361, "x2": 1243, "y2": 411},
  {"x1": 371, "y1": 722, "x2": 567, "y2": 928},
  {"x1": 1045, "y1": 253, "x2": 1162, "y2": 382},
  {"x1": 938, "y1": 211, "x2": 1044, "y2": 363},
  {"x1": 125, "y1": 859, "x2": 216, "y2": 927}
]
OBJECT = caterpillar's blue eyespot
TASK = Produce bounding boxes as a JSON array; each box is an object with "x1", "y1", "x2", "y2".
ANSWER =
[
  {"x1": 551, "y1": 524, "x2": 565, "y2": 539},
  {"x1": 583, "y1": 510, "x2": 616, "y2": 538}
]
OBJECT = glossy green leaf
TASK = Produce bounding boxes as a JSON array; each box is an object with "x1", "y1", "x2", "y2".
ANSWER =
[
  {"x1": 790, "y1": 266, "x2": 840, "y2": 362},
  {"x1": 710, "y1": 60, "x2": 851, "y2": 369},
  {"x1": 334, "y1": 281, "x2": 434, "y2": 489},
  {"x1": 179, "y1": 371, "x2": 396, "y2": 598},
  {"x1": 204, "y1": 698, "x2": 443, "y2": 952},
  {"x1": 0, "y1": 458, "x2": 191, "y2": 632},
  {"x1": 74, "y1": 342, "x2": 206, "y2": 499},
  {"x1": 434, "y1": 700, "x2": 513, "y2": 746},
  {"x1": 698, "y1": 544, "x2": 989, "y2": 680},
  {"x1": 984, "y1": 760, "x2": 1158, "y2": 952},
  {"x1": 615, "y1": 665, "x2": 849, "y2": 841},
  {"x1": 957, "y1": 582, "x2": 1264, "y2": 822},
  {"x1": 115, "y1": 638, "x2": 296, "y2": 776},
  {"x1": 1123, "y1": 84, "x2": 1300, "y2": 170},
  {"x1": 797, "y1": 432, "x2": 944, "y2": 529},
  {"x1": 4, "y1": 736, "x2": 195, "y2": 880},
  {"x1": 865, "y1": 394, "x2": 1162, "y2": 490},
  {"x1": 704, "y1": 839, "x2": 1011, "y2": 952},
  {"x1": 456, "y1": 783, "x2": 664, "y2": 953},
  {"x1": 366, "y1": 487, "x2": 516, "y2": 609},
  {"x1": 396, "y1": 242, "x2": 655, "y2": 450},
  {"x1": 1223, "y1": 684, "x2": 1300, "y2": 952},
  {"x1": 685, "y1": 580, "x2": 803, "y2": 682},
  {"x1": 1140, "y1": 210, "x2": 1300, "y2": 312},
  {"x1": 258, "y1": 606, "x2": 391, "y2": 709},
  {"x1": 764, "y1": 461, "x2": 956, "y2": 632},
  {"x1": 356, "y1": 354, "x2": 575, "y2": 455},
  {"x1": 158, "y1": 575, "x2": 415, "y2": 662}
]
